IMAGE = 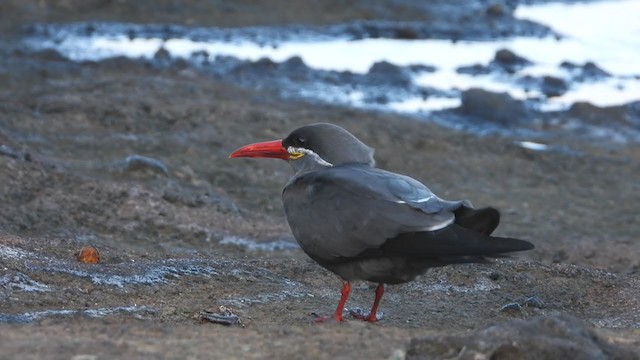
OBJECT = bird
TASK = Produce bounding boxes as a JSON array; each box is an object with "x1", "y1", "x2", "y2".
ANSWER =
[{"x1": 229, "y1": 123, "x2": 533, "y2": 322}]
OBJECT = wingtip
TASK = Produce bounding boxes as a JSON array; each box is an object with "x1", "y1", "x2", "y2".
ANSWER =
[{"x1": 512, "y1": 238, "x2": 535, "y2": 252}]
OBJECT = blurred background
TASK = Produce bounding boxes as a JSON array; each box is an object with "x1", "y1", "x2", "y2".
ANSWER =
[{"x1": 1, "y1": 1, "x2": 639, "y2": 358}]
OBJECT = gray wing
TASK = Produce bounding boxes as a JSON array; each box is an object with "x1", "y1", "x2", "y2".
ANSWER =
[{"x1": 282, "y1": 165, "x2": 467, "y2": 260}]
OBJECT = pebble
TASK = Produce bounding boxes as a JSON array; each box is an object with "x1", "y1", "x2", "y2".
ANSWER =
[{"x1": 75, "y1": 246, "x2": 100, "y2": 264}]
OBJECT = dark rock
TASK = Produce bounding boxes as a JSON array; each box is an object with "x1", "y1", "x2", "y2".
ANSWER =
[
  {"x1": 568, "y1": 101, "x2": 640, "y2": 128},
  {"x1": 516, "y1": 74, "x2": 568, "y2": 98},
  {"x1": 371, "y1": 94, "x2": 389, "y2": 104},
  {"x1": 523, "y1": 296, "x2": 545, "y2": 309},
  {"x1": 541, "y1": 76, "x2": 568, "y2": 97},
  {"x1": 457, "y1": 49, "x2": 530, "y2": 75},
  {"x1": 199, "y1": 308, "x2": 241, "y2": 326},
  {"x1": 408, "y1": 64, "x2": 437, "y2": 73},
  {"x1": 228, "y1": 57, "x2": 279, "y2": 79},
  {"x1": 583, "y1": 62, "x2": 610, "y2": 77},
  {"x1": 406, "y1": 314, "x2": 638, "y2": 360},
  {"x1": 0, "y1": 143, "x2": 32, "y2": 162},
  {"x1": 368, "y1": 61, "x2": 403, "y2": 76},
  {"x1": 119, "y1": 155, "x2": 169, "y2": 176},
  {"x1": 154, "y1": 46, "x2": 171, "y2": 61},
  {"x1": 33, "y1": 49, "x2": 67, "y2": 62},
  {"x1": 456, "y1": 63, "x2": 491, "y2": 75},
  {"x1": 561, "y1": 61, "x2": 611, "y2": 81},
  {"x1": 84, "y1": 23, "x2": 96, "y2": 35},
  {"x1": 492, "y1": 48, "x2": 531, "y2": 73},
  {"x1": 281, "y1": 56, "x2": 308, "y2": 71},
  {"x1": 251, "y1": 57, "x2": 278, "y2": 70},
  {"x1": 560, "y1": 60, "x2": 611, "y2": 87},
  {"x1": 394, "y1": 27, "x2": 418, "y2": 40},
  {"x1": 459, "y1": 88, "x2": 529, "y2": 125},
  {"x1": 500, "y1": 302, "x2": 523, "y2": 314},
  {"x1": 494, "y1": 49, "x2": 530, "y2": 66},
  {"x1": 486, "y1": 4, "x2": 506, "y2": 17},
  {"x1": 366, "y1": 61, "x2": 412, "y2": 87},
  {"x1": 190, "y1": 50, "x2": 209, "y2": 62},
  {"x1": 0, "y1": 145, "x2": 20, "y2": 159}
]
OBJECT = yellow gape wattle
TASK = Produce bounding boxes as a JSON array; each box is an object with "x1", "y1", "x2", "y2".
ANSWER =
[{"x1": 289, "y1": 151, "x2": 304, "y2": 160}]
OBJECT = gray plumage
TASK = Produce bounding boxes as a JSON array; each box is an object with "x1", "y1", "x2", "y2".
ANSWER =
[
  {"x1": 280, "y1": 123, "x2": 533, "y2": 284},
  {"x1": 231, "y1": 122, "x2": 534, "y2": 321}
]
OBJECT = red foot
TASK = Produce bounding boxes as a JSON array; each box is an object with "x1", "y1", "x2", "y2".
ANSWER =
[
  {"x1": 312, "y1": 313, "x2": 343, "y2": 323},
  {"x1": 312, "y1": 281, "x2": 352, "y2": 324},
  {"x1": 349, "y1": 309, "x2": 379, "y2": 322},
  {"x1": 350, "y1": 283, "x2": 385, "y2": 322}
]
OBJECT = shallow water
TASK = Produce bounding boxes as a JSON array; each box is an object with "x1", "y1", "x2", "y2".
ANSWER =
[
  {"x1": 25, "y1": 0, "x2": 640, "y2": 115},
  {"x1": 0, "y1": 306, "x2": 155, "y2": 324}
]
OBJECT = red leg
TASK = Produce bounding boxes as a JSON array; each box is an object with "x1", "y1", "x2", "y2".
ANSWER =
[
  {"x1": 314, "y1": 280, "x2": 351, "y2": 323},
  {"x1": 332, "y1": 281, "x2": 351, "y2": 322},
  {"x1": 351, "y1": 283, "x2": 385, "y2": 322},
  {"x1": 366, "y1": 283, "x2": 384, "y2": 322}
]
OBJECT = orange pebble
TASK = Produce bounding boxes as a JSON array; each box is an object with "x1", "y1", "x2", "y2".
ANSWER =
[{"x1": 76, "y1": 246, "x2": 100, "y2": 264}]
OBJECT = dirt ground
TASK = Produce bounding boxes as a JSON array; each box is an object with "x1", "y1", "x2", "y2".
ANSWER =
[{"x1": 0, "y1": 1, "x2": 639, "y2": 359}]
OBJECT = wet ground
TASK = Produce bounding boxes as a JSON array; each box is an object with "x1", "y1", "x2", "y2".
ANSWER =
[{"x1": 1, "y1": 1, "x2": 639, "y2": 359}]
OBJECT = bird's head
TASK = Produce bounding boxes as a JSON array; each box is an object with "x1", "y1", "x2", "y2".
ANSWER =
[{"x1": 229, "y1": 123, "x2": 375, "y2": 169}]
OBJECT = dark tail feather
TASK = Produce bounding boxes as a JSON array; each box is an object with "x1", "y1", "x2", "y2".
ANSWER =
[
  {"x1": 454, "y1": 206, "x2": 500, "y2": 235},
  {"x1": 382, "y1": 224, "x2": 534, "y2": 259},
  {"x1": 474, "y1": 235, "x2": 535, "y2": 254}
]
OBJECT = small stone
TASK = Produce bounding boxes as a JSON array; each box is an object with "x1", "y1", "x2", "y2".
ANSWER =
[
  {"x1": 281, "y1": 56, "x2": 308, "y2": 71},
  {"x1": 200, "y1": 306, "x2": 241, "y2": 326},
  {"x1": 500, "y1": 302, "x2": 523, "y2": 314},
  {"x1": 120, "y1": 155, "x2": 169, "y2": 176},
  {"x1": 541, "y1": 76, "x2": 568, "y2": 97},
  {"x1": 523, "y1": 296, "x2": 546, "y2": 309},
  {"x1": 154, "y1": 46, "x2": 171, "y2": 61},
  {"x1": 76, "y1": 246, "x2": 100, "y2": 264},
  {"x1": 493, "y1": 48, "x2": 531, "y2": 66},
  {"x1": 486, "y1": 4, "x2": 505, "y2": 17},
  {"x1": 0, "y1": 145, "x2": 20, "y2": 159},
  {"x1": 459, "y1": 88, "x2": 529, "y2": 125}
]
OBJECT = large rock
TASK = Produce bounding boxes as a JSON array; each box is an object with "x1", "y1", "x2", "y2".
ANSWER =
[
  {"x1": 569, "y1": 101, "x2": 640, "y2": 128},
  {"x1": 366, "y1": 60, "x2": 413, "y2": 87},
  {"x1": 458, "y1": 49, "x2": 531, "y2": 75},
  {"x1": 493, "y1": 48, "x2": 531, "y2": 69},
  {"x1": 406, "y1": 314, "x2": 638, "y2": 360},
  {"x1": 459, "y1": 88, "x2": 529, "y2": 125}
]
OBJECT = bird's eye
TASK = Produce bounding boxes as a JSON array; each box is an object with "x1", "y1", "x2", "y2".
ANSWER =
[{"x1": 297, "y1": 137, "x2": 306, "y2": 145}]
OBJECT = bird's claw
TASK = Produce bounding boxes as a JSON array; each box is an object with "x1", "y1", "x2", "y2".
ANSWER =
[
  {"x1": 311, "y1": 312, "x2": 343, "y2": 323},
  {"x1": 348, "y1": 308, "x2": 383, "y2": 322}
]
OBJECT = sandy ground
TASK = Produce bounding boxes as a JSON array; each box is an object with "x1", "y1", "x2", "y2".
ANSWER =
[{"x1": 0, "y1": 1, "x2": 639, "y2": 359}]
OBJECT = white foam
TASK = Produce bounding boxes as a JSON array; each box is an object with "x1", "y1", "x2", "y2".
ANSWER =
[
  {"x1": 0, "y1": 306, "x2": 154, "y2": 323},
  {"x1": 516, "y1": 141, "x2": 549, "y2": 151},
  {"x1": 220, "y1": 236, "x2": 299, "y2": 251},
  {"x1": 0, "y1": 272, "x2": 50, "y2": 292},
  {"x1": 27, "y1": 1, "x2": 640, "y2": 111}
]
